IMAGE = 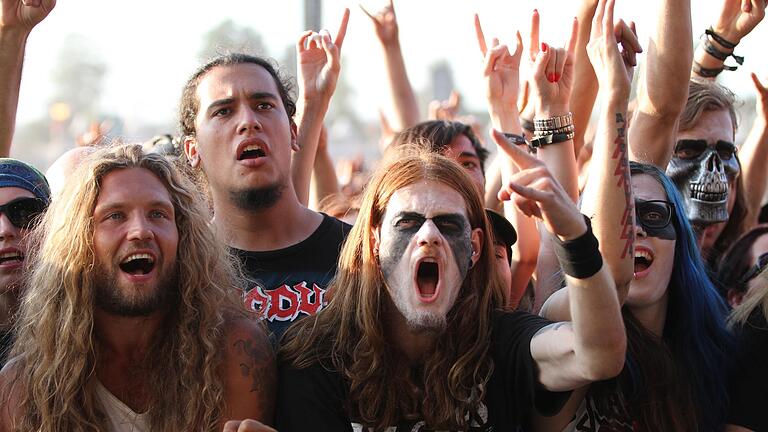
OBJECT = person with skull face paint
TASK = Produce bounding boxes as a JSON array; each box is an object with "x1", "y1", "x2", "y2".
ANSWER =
[
  {"x1": 275, "y1": 146, "x2": 625, "y2": 431},
  {"x1": 667, "y1": 79, "x2": 749, "y2": 266}
]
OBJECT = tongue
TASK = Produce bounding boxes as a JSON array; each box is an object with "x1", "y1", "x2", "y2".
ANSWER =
[
  {"x1": 417, "y1": 276, "x2": 437, "y2": 297},
  {"x1": 634, "y1": 260, "x2": 650, "y2": 273}
]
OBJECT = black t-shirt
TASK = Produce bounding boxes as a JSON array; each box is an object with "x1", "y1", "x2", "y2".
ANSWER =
[
  {"x1": 728, "y1": 309, "x2": 768, "y2": 431},
  {"x1": 276, "y1": 311, "x2": 570, "y2": 431},
  {"x1": 0, "y1": 329, "x2": 11, "y2": 368},
  {"x1": 234, "y1": 214, "x2": 351, "y2": 339}
]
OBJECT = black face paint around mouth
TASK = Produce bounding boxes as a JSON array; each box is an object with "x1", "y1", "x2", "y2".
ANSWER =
[{"x1": 379, "y1": 212, "x2": 473, "y2": 287}]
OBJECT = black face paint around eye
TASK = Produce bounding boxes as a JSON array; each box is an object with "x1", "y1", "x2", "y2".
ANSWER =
[
  {"x1": 379, "y1": 212, "x2": 474, "y2": 285},
  {"x1": 635, "y1": 201, "x2": 677, "y2": 241}
]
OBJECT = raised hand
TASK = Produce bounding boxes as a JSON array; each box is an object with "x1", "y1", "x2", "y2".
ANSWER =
[
  {"x1": 427, "y1": 90, "x2": 461, "y2": 121},
  {"x1": 586, "y1": 0, "x2": 641, "y2": 100},
  {"x1": 0, "y1": 0, "x2": 55, "y2": 31},
  {"x1": 750, "y1": 73, "x2": 768, "y2": 120},
  {"x1": 474, "y1": 14, "x2": 523, "y2": 114},
  {"x1": 492, "y1": 129, "x2": 587, "y2": 240},
  {"x1": 222, "y1": 420, "x2": 277, "y2": 432},
  {"x1": 360, "y1": 0, "x2": 398, "y2": 45},
  {"x1": 712, "y1": 0, "x2": 766, "y2": 43},
  {"x1": 529, "y1": 17, "x2": 579, "y2": 117},
  {"x1": 297, "y1": 8, "x2": 350, "y2": 104}
]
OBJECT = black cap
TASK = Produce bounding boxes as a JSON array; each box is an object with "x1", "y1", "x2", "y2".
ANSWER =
[{"x1": 486, "y1": 209, "x2": 517, "y2": 264}]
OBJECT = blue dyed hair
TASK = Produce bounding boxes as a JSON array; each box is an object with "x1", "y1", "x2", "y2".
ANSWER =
[{"x1": 629, "y1": 161, "x2": 733, "y2": 429}]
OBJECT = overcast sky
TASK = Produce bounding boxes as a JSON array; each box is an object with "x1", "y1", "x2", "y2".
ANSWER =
[{"x1": 16, "y1": 0, "x2": 768, "y2": 137}]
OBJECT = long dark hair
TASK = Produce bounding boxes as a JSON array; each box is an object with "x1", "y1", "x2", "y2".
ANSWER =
[{"x1": 617, "y1": 162, "x2": 734, "y2": 430}]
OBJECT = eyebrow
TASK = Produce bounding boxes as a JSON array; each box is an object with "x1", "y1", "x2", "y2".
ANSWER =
[
  {"x1": 393, "y1": 211, "x2": 467, "y2": 220},
  {"x1": 94, "y1": 200, "x2": 174, "y2": 214},
  {"x1": 457, "y1": 151, "x2": 480, "y2": 160},
  {"x1": 204, "y1": 92, "x2": 279, "y2": 116}
]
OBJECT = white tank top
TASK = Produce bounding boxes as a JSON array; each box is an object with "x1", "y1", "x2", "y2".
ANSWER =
[{"x1": 94, "y1": 380, "x2": 150, "y2": 432}]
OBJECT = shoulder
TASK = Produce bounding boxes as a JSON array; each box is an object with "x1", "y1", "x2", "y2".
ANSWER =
[
  {"x1": 0, "y1": 358, "x2": 23, "y2": 431},
  {"x1": 317, "y1": 213, "x2": 353, "y2": 239},
  {"x1": 492, "y1": 310, "x2": 553, "y2": 344},
  {"x1": 223, "y1": 318, "x2": 275, "y2": 373}
]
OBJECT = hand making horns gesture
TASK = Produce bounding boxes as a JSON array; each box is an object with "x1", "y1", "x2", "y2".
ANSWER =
[
  {"x1": 297, "y1": 8, "x2": 350, "y2": 104},
  {"x1": 492, "y1": 128, "x2": 587, "y2": 241}
]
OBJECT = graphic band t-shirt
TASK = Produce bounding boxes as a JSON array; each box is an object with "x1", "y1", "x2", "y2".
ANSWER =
[
  {"x1": 234, "y1": 213, "x2": 351, "y2": 339},
  {"x1": 276, "y1": 311, "x2": 571, "y2": 431}
]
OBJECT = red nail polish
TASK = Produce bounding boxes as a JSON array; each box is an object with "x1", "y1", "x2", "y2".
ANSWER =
[
  {"x1": 547, "y1": 73, "x2": 556, "y2": 83},
  {"x1": 554, "y1": 73, "x2": 561, "y2": 82},
  {"x1": 541, "y1": 42, "x2": 548, "y2": 53}
]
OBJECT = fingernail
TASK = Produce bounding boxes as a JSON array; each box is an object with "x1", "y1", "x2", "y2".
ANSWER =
[
  {"x1": 554, "y1": 73, "x2": 561, "y2": 82},
  {"x1": 547, "y1": 73, "x2": 556, "y2": 83},
  {"x1": 541, "y1": 42, "x2": 548, "y2": 52}
]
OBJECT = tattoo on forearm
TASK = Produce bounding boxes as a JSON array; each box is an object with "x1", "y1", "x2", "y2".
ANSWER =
[
  {"x1": 612, "y1": 113, "x2": 634, "y2": 259},
  {"x1": 234, "y1": 338, "x2": 273, "y2": 393}
]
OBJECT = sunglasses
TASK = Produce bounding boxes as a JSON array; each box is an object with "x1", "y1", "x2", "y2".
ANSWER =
[
  {"x1": 635, "y1": 199, "x2": 674, "y2": 230},
  {"x1": 737, "y1": 252, "x2": 768, "y2": 286},
  {"x1": 0, "y1": 197, "x2": 47, "y2": 229}
]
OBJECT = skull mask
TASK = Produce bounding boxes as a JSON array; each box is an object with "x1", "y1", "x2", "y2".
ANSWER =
[{"x1": 666, "y1": 139, "x2": 739, "y2": 225}]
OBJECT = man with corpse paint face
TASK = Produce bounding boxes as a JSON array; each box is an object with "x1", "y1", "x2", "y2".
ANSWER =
[
  {"x1": 666, "y1": 79, "x2": 741, "y2": 256},
  {"x1": 276, "y1": 149, "x2": 626, "y2": 431}
]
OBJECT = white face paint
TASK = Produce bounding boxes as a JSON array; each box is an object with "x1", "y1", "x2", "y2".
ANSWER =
[{"x1": 376, "y1": 181, "x2": 481, "y2": 332}]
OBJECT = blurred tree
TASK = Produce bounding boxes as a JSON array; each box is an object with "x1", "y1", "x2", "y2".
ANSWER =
[{"x1": 198, "y1": 19, "x2": 266, "y2": 61}]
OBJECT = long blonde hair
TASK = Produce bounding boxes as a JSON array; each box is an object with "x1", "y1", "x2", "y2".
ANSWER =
[
  {"x1": 7, "y1": 144, "x2": 246, "y2": 431},
  {"x1": 280, "y1": 148, "x2": 505, "y2": 430},
  {"x1": 729, "y1": 267, "x2": 768, "y2": 327}
]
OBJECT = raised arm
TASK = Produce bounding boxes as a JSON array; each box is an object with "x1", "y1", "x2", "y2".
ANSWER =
[
  {"x1": 474, "y1": 14, "x2": 539, "y2": 307},
  {"x1": 627, "y1": 0, "x2": 692, "y2": 167},
  {"x1": 692, "y1": 0, "x2": 765, "y2": 80},
  {"x1": 292, "y1": 9, "x2": 349, "y2": 206},
  {"x1": 570, "y1": 0, "x2": 600, "y2": 161},
  {"x1": 361, "y1": 0, "x2": 420, "y2": 131},
  {"x1": 493, "y1": 126, "x2": 625, "y2": 392},
  {"x1": 0, "y1": 0, "x2": 55, "y2": 158},
  {"x1": 308, "y1": 125, "x2": 340, "y2": 211},
  {"x1": 740, "y1": 73, "x2": 768, "y2": 227}
]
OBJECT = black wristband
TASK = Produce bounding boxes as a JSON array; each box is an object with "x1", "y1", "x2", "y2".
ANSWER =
[
  {"x1": 552, "y1": 215, "x2": 603, "y2": 279},
  {"x1": 529, "y1": 131, "x2": 575, "y2": 149},
  {"x1": 692, "y1": 60, "x2": 725, "y2": 78},
  {"x1": 702, "y1": 38, "x2": 744, "y2": 66},
  {"x1": 503, "y1": 132, "x2": 527, "y2": 146},
  {"x1": 706, "y1": 27, "x2": 737, "y2": 50}
]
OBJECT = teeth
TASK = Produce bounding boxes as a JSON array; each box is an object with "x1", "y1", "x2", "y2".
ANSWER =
[
  {"x1": 634, "y1": 250, "x2": 653, "y2": 261},
  {"x1": 0, "y1": 251, "x2": 21, "y2": 259},
  {"x1": 122, "y1": 253, "x2": 154, "y2": 264},
  {"x1": 243, "y1": 144, "x2": 261, "y2": 152}
]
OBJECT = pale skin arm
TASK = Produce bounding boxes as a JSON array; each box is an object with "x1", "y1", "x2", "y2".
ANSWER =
[
  {"x1": 725, "y1": 425, "x2": 754, "y2": 432},
  {"x1": 220, "y1": 319, "x2": 277, "y2": 428},
  {"x1": 0, "y1": 0, "x2": 55, "y2": 158},
  {"x1": 570, "y1": 0, "x2": 600, "y2": 161},
  {"x1": 740, "y1": 73, "x2": 768, "y2": 227},
  {"x1": 493, "y1": 128, "x2": 626, "y2": 392},
  {"x1": 308, "y1": 125, "x2": 340, "y2": 211},
  {"x1": 292, "y1": 9, "x2": 349, "y2": 206},
  {"x1": 627, "y1": 0, "x2": 692, "y2": 167},
  {"x1": 692, "y1": 0, "x2": 765, "y2": 80},
  {"x1": 361, "y1": 0, "x2": 420, "y2": 131},
  {"x1": 474, "y1": 15, "x2": 539, "y2": 304}
]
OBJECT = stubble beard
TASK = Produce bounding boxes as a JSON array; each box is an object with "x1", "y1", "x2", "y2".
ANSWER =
[
  {"x1": 94, "y1": 260, "x2": 179, "y2": 317},
  {"x1": 229, "y1": 181, "x2": 285, "y2": 212}
]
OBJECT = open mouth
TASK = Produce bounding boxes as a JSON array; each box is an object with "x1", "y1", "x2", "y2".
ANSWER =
[
  {"x1": 416, "y1": 260, "x2": 439, "y2": 299},
  {"x1": 0, "y1": 251, "x2": 23, "y2": 265},
  {"x1": 119, "y1": 253, "x2": 155, "y2": 276},
  {"x1": 634, "y1": 248, "x2": 654, "y2": 275},
  {"x1": 238, "y1": 144, "x2": 266, "y2": 160}
]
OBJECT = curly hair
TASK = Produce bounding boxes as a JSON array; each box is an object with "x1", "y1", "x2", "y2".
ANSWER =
[
  {"x1": 280, "y1": 147, "x2": 505, "y2": 430},
  {"x1": 6, "y1": 144, "x2": 247, "y2": 431}
]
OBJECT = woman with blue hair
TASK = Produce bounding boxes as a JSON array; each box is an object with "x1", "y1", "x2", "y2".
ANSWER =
[{"x1": 540, "y1": 161, "x2": 733, "y2": 430}]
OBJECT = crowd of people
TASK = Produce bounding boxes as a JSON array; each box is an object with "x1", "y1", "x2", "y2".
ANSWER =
[{"x1": 0, "y1": 0, "x2": 767, "y2": 430}]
